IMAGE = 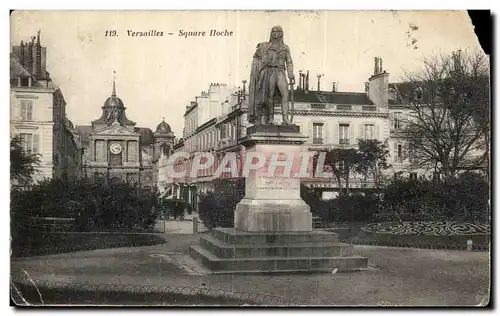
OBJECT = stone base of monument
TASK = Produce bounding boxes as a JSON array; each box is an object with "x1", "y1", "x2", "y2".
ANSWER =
[
  {"x1": 189, "y1": 124, "x2": 368, "y2": 274},
  {"x1": 189, "y1": 228, "x2": 368, "y2": 273},
  {"x1": 234, "y1": 198, "x2": 312, "y2": 232}
]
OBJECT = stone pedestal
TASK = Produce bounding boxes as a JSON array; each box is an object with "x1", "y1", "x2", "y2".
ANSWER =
[
  {"x1": 234, "y1": 125, "x2": 312, "y2": 232},
  {"x1": 190, "y1": 125, "x2": 368, "y2": 274}
]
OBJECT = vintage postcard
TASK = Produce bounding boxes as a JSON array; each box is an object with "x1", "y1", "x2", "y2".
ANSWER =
[{"x1": 10, "y1": 10, "x2": 490, "y2": 307}]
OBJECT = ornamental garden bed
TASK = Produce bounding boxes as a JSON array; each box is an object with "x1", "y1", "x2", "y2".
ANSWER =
[{"x1": 325, "y1": 221, "x2": 490, "y2": 251}]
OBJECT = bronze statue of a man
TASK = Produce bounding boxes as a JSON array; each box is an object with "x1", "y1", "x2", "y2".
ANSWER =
[{"x1": 248, "y1": 26, "x2": 295, "y2": 125}]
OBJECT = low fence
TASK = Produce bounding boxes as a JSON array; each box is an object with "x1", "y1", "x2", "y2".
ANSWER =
[
  {"x1": 153, "y1": 219, "x2": 167, "y2": 233},
  {"x1": 11, "y1": 278, "x2": 295, "y2": 306}
]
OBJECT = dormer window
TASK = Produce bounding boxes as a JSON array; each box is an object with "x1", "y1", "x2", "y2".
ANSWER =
[
  {"x1": 389, "y1": 87, "x2": 398, "y2": 100},
  {"x1": 20, "y1": 77, "x2": 30, "y2": 87}
]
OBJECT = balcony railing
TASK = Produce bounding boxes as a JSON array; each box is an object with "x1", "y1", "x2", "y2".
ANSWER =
[
  {"x1": 313, "y1": 138, "x2": 324, "y2": 144},
  {"x1": 310, "y1": 103, "x2": 327, "y2": 109},
  {"x1": 339, "y1": 138, "x2": 350, "y2": 145},
  {"x1": 336, "y1": 105, "x2": 352, "y2": 111},
  {"x1": 362, "y1": 106, "x2": 377, "y2": 111}
]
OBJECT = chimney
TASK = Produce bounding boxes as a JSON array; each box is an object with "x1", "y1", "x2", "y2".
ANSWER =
[
  {"x1": 27, "y1": 38, "x2": 34, "y2": 74},
  {"x1": 305, "y1": 70, "x2": 310, "y2": 91},
  {"x1": 20, "y1": 41, "x2": 25, "y2": 68},
  {"x1": 332, "y1": 82, "x2": 337, "y2": 92},
  {"x1": 368, "y1": 56, "x2": 389, "y2": 106},
  {"x1": 298, "y1": 70, "x2": 303, "y2": 90},
  {"x1": 374, "y1": 57, "x2": 379, "y2": 75},
  {"x1": 317, "y1": 74, "x2": 323, "y2": 91}
]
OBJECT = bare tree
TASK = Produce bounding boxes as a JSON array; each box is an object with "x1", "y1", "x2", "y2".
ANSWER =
[
  {"x1": 316, "y1": 139, "x2": 390, "y2": 195},
  {"x1": 397, "y1": 50, "x2": 490, "y2": 182}
]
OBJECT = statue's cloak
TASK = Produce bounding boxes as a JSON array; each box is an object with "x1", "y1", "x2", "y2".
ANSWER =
[
  {"x1": 248, "y1": 43, "x2": 265, "y2": 124},
  {"x1": 248, "y1": 42, "x2": 284, "y2": 124}
]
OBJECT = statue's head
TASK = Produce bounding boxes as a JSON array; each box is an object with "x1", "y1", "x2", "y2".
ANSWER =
[{"x1": 269, "y1": 25, "x2": 284, "y2": 43}]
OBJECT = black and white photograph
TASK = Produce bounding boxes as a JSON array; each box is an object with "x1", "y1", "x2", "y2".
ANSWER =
[{"x1": 8, "y1": 9, "x2": 491, "y2": 307}]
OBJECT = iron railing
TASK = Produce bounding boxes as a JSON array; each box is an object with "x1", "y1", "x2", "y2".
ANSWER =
[
  {"x1": 11, "y1": 278, "x2": 296, "y2": 306},
  {"x1": 313, "y1": 138, "x2": 324, "y2": 144}
]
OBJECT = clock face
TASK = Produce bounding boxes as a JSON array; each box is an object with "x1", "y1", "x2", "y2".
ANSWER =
[{"x1": 109, "y1": 142, "x2": 122, "y2": 155}]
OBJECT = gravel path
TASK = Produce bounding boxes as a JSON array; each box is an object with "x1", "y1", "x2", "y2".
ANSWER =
[{"x1": 11, "y1": 234, "x2": 490, "y2": 306}]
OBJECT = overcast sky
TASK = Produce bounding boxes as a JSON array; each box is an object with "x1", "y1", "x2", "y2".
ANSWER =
[{"x1": 10, "y1": 10, "x2": 483, "y2": 137}]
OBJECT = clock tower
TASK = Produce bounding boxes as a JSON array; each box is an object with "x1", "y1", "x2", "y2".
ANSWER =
[{"x1": 79, "y1": 79, "x2": 155, "y2": 187}]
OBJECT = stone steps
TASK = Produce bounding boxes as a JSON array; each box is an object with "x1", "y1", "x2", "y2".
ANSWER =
[
  {"x1": 189, "y1": 228, "x2": 368, "y2": 274},
  {"x1": 200, "y1": 234, "x2": 354, "y2": 258},
  {"x1": 189, "y1": 245, "x2": 368, "y2": 273}
]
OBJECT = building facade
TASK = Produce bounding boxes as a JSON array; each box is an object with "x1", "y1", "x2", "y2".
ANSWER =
[
  {"x1": 75, "y1": 81, "x2": 175, "y2": 188},
  {"x1": 163, "y1": 56, "x2": 486, "y2": 209},
  {"x1": 10, "y1": 31, "x2": 81, "y2": 183}
]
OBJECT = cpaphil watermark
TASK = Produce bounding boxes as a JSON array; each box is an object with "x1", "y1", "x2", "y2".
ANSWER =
[{"x1": 163, "y1": 151, "x2": 334, "y2": 181}]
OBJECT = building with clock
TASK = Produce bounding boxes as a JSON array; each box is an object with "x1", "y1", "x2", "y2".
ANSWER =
[{"x1": 75, "y1": 80, "x2": 175, "y2": 188}]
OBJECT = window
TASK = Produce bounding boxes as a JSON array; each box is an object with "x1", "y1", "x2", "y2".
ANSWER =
[
  {"x1": 339, "y1": 124, "x2": 350, "y2": 144},
  {"x1": 364, "y1": 124, "x2": 375, "y2": 140},
  {"x1": 313, "y1": 123, "x2": 323, "y2": 144},
  {"x1": 128, "y1": 141, "x2": 138, "y2": 162},
  {"x1": 393, "y1": 112, "x2": 402, "y2": 129},
  {"x1": 395, "y1": 144, "x2": 403, "y2": 163},
  {"x1": 220, "y1": 123, "x2": 227, "y2": 139},
  {"x1": 410, "y1": 173, "x2": 418, "y2": 181},
  {"x1": 230, "y1": 122, "x2": 236, "y2": 138},
  {"x1": 19, "y1": 133, "x2": 38, "y2": 154},
  {"x1": 20, "y1": 100, "x2": 33, "y2": 121}
]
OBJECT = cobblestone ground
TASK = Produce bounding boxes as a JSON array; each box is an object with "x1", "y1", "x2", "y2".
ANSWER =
[{"x1": 11, "y1": 234, "x2": 490, "y2": 306}]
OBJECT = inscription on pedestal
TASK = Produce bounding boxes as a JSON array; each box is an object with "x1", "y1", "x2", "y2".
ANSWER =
[
  {"x1": 256, "y1": 176, "x2": 300, "y2": 192},
  {"x1": 248, "y1": 175, "x2": 301, "y2": 200}
]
